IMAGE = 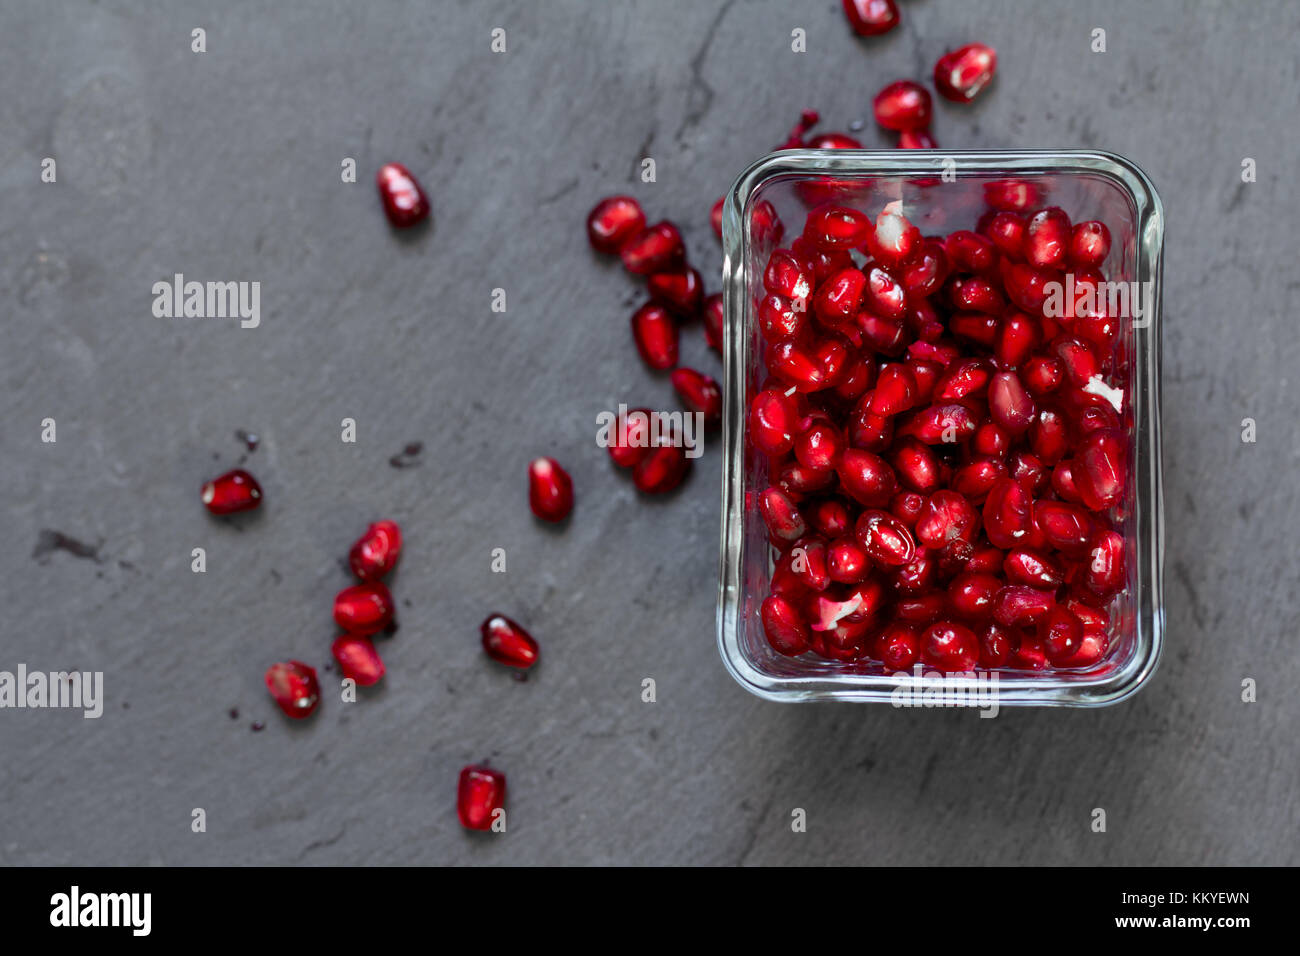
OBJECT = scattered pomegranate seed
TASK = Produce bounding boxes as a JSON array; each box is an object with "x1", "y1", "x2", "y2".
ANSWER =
[
  {"x1": 633, "y1": 443, "x2": 689, "y2": 494},
  {"x1": 528, "y1": 457, "x2": 574, "y2": 522},
  {"x1": 898, "y1": 129, "x2": 937, "y2": 149},
  {"x1": 671, "y1": 367, "x2": 722, "y2": 422},
  {"x1": 841, "y1": 0, "x2": 899, "y2": 37},
  {"x1": 872, "y1": 81, "x2": 932, "y2": 132},
  {"x1": 265, "y1": 661, "x2": 321, "y2": 719},
  {"x1": 481, "y1": 614, "x2": 540, "y2": 669},
  {"x1": 586, "y1": 195, "x2": 645, "y2": 254},
  {"x1": 331, "y1": 635, "x2": 385, "y2": 686},
  {"x1": 201, "y1": 469, "x2": 262, "y2": 515},
  {"x1": 333, "y1": 581, "x2": 396, "y2": 636},
  {"x1": 457, "y1": 765, "x2": 506, "y2": 831},
  {"x1": 647, "y1": 266, "x2": 704, "y2": 318},
  {"x1": 703, "y1": 292, "x2": 724, "y2": 352},
  {"x1": 375, "y1": 162, "x2": 430, "y2": 228},
  {"x1": 933, "y1": 43, "x2": 998, "y2": 103},
  {"x1": 348, "y1": 520, "x2": 402, "y2": 580},
  {"x1": 630, "y1": 302, "x2": 680, "y2": 370},
  {"x1": 620, "y1": 220, "x2": 684, "y2": 275}
]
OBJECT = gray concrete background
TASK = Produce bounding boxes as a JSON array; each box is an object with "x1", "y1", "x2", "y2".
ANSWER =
[{"x1": 1, "y1": 0, "x2": 1297, "y2": 866}]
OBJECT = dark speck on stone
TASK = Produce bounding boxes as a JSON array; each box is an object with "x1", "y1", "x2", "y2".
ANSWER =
[
  {"x1": 235, "y1": 429, "x2": 259, "y2": 452},
  {"x1": 32, "y1": 530, "x2": 102, "y2": 564},
  {"x1": 250, "y1": 721, "x2": 265, "y2": 732},
  {"x1": 389, "y1": 442, "x2": 424, "y2": 468},
  {"x1": 229, "y1": 707, "x2": 240, "y2": 719}
]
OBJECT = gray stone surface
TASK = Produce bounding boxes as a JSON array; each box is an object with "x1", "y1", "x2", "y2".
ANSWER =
[{"x1": 1, "y1": 0, "x2": 1297, "y2": 866}]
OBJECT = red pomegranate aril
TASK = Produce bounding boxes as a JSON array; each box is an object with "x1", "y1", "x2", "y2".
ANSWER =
[
  {"x1": 762, "y1": 594, "x2": 811, "y2": 655},
  {"x1": 792, "y1": 236, "x2": 856, "y2": 283},
  {"x1": 1003, "y1": 262, "x2": 1056, "y2": 312},
  {"x1": 752, "y1": 199, "x2": 786, "y2": 246},
  {"x1": 984, "y1": 179, "x2": 1041, "y2": 212},
  {"x1": 979, "y1": 623, "x2": 1015, "y2": 668},
  {"x1": 855, "y1": 509, "x2": 916, "y2": 567},
  {"x1": 760, "y1": 486, "x2": 808, "y2": 543},
  {"x1": 1010, "y1": 635, "x2": 1049, "y2": 670},
  {"x1": 837, "y1": 449, "x2": 898, "y2": 507},
  {"x1": 981, "y1": 211, "x2": 1026, "y2": 260},
  {"x1": 481, "y1": 614, "x2": 540, "y2": 669},
  {"x1": 1069, "y1": 221, "x2": 1111, "y2": 268},
  {"x1": 842, "y1": 576, "x2": 889, "y2": 622},
  {"x1": 647, "y1": 266, "x2": 704, "y2": 318},
  {"x1": 902, "y1": 240, "x2": 949, "y2": 297},
  {"x1": 1022, "y1": 354, "x2": 1064, "y2": 395},
  {"x1": 862, "y1": 269, "x2": 907, "y2": 323},
  {"x1": 201, "y1": 468, "x2": 262, "y2": 515},
  {"x1": 850, "y1": 400, "x2": 895, "y2": 451},
  {"x1": 376, "y1": 162, "x2": 430, "y2": 228},
  {"x1": 873, "y1": 81, "x2": 932, "y2": 132},
  {"x1": 934, "y1": 43, "x2": 997, "y2": 103},
  {"x1": 1004, "y1": 549, "x2": 1065, "y2": 589},
  {"x1": 608, "y1": 407, "x2": 656, "y2": 468},
  {"x1": 764, "y1": 249, "x2": 815, "y2": 301},
  {"x1": 907, "y1": 358, "x2": 943, "y2": 400},
  {"x1": 331, "y1": 635, "x2": 385, "y2": 686},
  {"x1": 946, "y1": 230, "x2": 997, "y2": 273},
  {"x1": 866, "y1": 210, "x2": 922, "y2": 269},
  {"x1": 759, "y1": 293, "x2": 806, "y2": 341},
  {"x1": 814, "y1": 267, "x2": 867, "y2": 326},
  {"x1": 827, "y1": 536, "x2": 871, "y2": 584},
  {"x1": 967, "y1": 547, "x2": 1004, "y2": 574},
  {"x1": 921, "y1": 620, "x2": 980, "y2": 672},
  {"x1": 809, "y1": 498, "x2": 852, "y2": 538},
  {"x1": 1035, "y1": 500, "x2": 1094, "y2": 555},
  {"x1": 898, "y1": 128, "x2": 938, "y2": 149},
  {"x1": 995, "y1": 312, "x2": 1039, "y2": 368},
  {"x1": 891, "y1": 489, "x2": 926, "y2": 526},
  {"x1": 768, "y1": 338, "x2": 828, "y2": 391},
  {"x1": 710, "y1": 197, "x2": 724, "y2": 240},
  {"x1": 869, "y1": 364, "x2": 919, "y2": 417},
  {"x1": 974, "y1": 420, "x2": 1009, "y2": 457},
  {"x1": 983, "y1": 477, "x2": 1033, "y2": 549},
  {"x1": 842, "y1": 0, "x2": 899, "y2": 36},
  {"x1": 334, "y1": 581, "x2": 396, "y2": 636},
  {"x1": 1051, "y1": 459, "x2": 1084, "y2": 502},
  {"x1": 1074, "y1": 428, "x2": 1126, "y2": 511},
  {"x1": 630, "y1": 302, "x2": 679, "y2": 370},
  {"x1": 804, "y1": 205, "x2": 871, "y2": 251},
  {"x1": 528, "y1": 456, "x2": 573, "y2": 522},
  {"x1": 1085, "y1": 530, "x2": 1126, "y2": 597},
  {"x1": 892, "y1": 546, "x2": 936, "y2": 593},
  {"x1": 890, "y1": 436, "x2": 941, "y2": 492},
  {"x1": 857, "y1": 311, "x2": 907, "y2": 354},
  {"x1": 703, "y1": 293, "x2": 724, "y2": 352},
  {"x1": 348, "y1": 520, "x2": 402, "y2": 581},
  {"x1": 265, "y1": 661, "x2": 321, "y2": 719},
  {"x1": 796, "y1": 421, "x2": 845, "y2": 472},
  {"x1": 620, "y1": 221, "x2": 684, "y2": 274},
  {"x1": 895, "y1": 592, "x2": 947, "y2": 624},
  {"x1": 951, "y1": 456, "x2": 1006, "y2": 502},
  {"x1": 633, "y1": 444, "x2": 689, "y2": 494},
  {"x1": 1024, "y1": 207, "x2": 1072, "y2": 270},
  {"x1": 877, "y1": 622, "x2": 920, "y2": 670},
  {"x1": 898, "y1": 403, "x2": 978, "y2": 444},
  {"x1": 992, "y1": 585, "x2": 1055, "y2": 628},
  {"x1": 776, "y1": 459, "x2": 836, "y2": 497},
  {"x1": 671, "y1": 368, "x2": 722, "y2": 423},
  {"x1": 834, "y1": 357, "x2": 877, "y2": 401},
  {"x1": 1008, "y1": 450, "x2": 1049, "y2": 495},
  {"x1": 587, "y1": 195, "x2": 645, "y2": 254},
  {"x1": 947, "y1": 572, "x2": 1001, "y2": 621},
  {"x1": 457, "y1": 765, "x2": 506, "y2": 831},
  {"x1": 915, "y1": 490, "x2": 978, "y2": 550},
  {"x1": 1040, "y1": 604, "x2": 1084, "y2": 664},
  {"x1": 988, "y1": 370, "x2": 1036, "y2": 433},
  {"x1": 933, "y1": 357, "x2": 991, "y2": 401},
  {"x1": 1029, "y1": 407, "x2": 1071, "y2": 464}
]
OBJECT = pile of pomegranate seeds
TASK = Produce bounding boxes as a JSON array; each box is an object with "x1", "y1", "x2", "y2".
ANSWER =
[{"x1": 752, "y1": 197, "x2": 1127, "y2": 673}]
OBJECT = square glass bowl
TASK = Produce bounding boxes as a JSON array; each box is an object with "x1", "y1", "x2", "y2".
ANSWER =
[{"x1": 717, "y1": 149, "x2": 1164, "y2": 706}]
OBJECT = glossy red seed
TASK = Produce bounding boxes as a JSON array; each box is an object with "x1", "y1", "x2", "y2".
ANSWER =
[
  {"x1": 1004, "y1": 548, "x2": 1065, "y2": 589},
  {"x1": 703, "y1": 293, "x2": 724, "y2": 352},
  {"x1": 633, "y1": 444, "x2": 689, "y2": 494},
  {"x1": 901, "y1": 240, "x2": 949, "y2": 297},
  {"x1": 1085, "y1": 529, "x2": 1126, "y2": 597},
  {"x1": 857, "y1": 311, "x2": 907, "y2": 354},
  {"x1": 814, "y1": 267, "x2": 866, "y2": 326},
  {"x1": 946, "y1": 230, "x2": 997, "y2": 273},
  {"x1": 528, "y1": 457, "x2": 574, "y2": 522},
  {"x1": 1003, "y1": 262, "x2": 1055, "y2": 312},
  {"x1": 331, "y1": 635, "x2": 385, "y2": 686},
  {"x1": 587, "y1": 195, "x2": 645, "y2": 253},
  {"x1": 898, "y1": 403, "x2": 978, "y2": 444},
  {"x1": 764, "y1": 249, "x2": 815, "y2": 301},
  {"x1": 376, "y1": 162, "x2": 430, "y2": 228},
  {"x1": 891, "y1": 489, "x2": 926, "y2": 526},
  {"x1": 457, "y1": 765, "x2": 506, "y2": 831},
  {"x1": 749, "y1": 388, "x2": 799, "y2": 455},
  {"x1": 671, "y1": 368, "x2": 722, "y2": 422},
  {"x1": 866, "y1": 209, "x2": 922, "y2": 269},
  {"x1": 760, "y1": 487, "x2": 808, "y2": 544},
  {"x1": 982, "y1": 477, "x2": 1033, "y2": 549},
  {"x1": 984, "y1": 179, "x2": 1042, "y2": 212},
  {"x1": 1010, "y1": 635, "x2": 1049, "y2": 670},
  {"x1": 933, "y1": 357, "x2": 991, "y2": 401},
  {"x1": 934, "y1": 43, "x2": 997, "y2": 102},
  {"x1": 796, "y1": 421, "x2": 845, "y2": 472},
  {"x1": 608, "y1": 407, "x2": 656, "y2": 468},
  {"x1": 837, "y1": 449, "x2": 898, "y2": 507},
  {"x1": 898, "y1": 128, "x2": 938, "y2": 149},
  {"x1": 762, "y1": 594, "x2": 811, "y2": 656},
  {"x1": 710, "y1": 197, "x2": 724, "y2": 240},
  {"x1": 804, "y1": 205, "x2": 872, "y2": 251},
  {"x1": 758, "y1": 293, "x2": 806, "y2": 341},
  {"x1": 915, "y1": 490, "x2": 978, "y2": 550},
  {"x1": 951, "y1": 456, "x2": 1006, "y2": 503},
  {"x1": 1028, "y1": 407, "x2": 1070, "y2": 464},
  {"x1": 979, "y1": 623, "x2": 1015, "y2": 668},
  {"x1": 921, "y1": 620, "x2": 980, "y2": 672},
  {"x1": 333, "y1": 581, "x2": 396, "y2": 636},
  {"x1": 265, "y1": 661, "x2": 321, "y2": 719},
  {"x1": 877, "y1": 622, "x2": 921, "y2": 670},
  {"x1": 621, "y1": 221, "x2": 685, "y2": 275},
  {"x1": 647, "y1": 266, "x2": 704, "y2": 318},
  {"x1": 974, "y1": 420, "x2": 1009, "y2": 457},
  {"x1": 481, "y1": 614, "x2": 540, "y2": 669},
  {"x1": 1024, "y1": 207, "x2": 1071, "y2": 270},
  {"x1": 863, "y1": 265, "x2": 908, "y2": 320},
  {"x1": 201, "y1": 469, "x2": 262, "y2": 515},
  {"x1": 1035, "y1": 500, "x2": 1094, "y2": 555},
  {"x1": 348, "y1": 520, "x2": 402, "y2": 581},
  {"x1": 1069, "y1": 221, "x2": 1111, "y2": 268},
  {"x1": 981, "y1": 211, "x2": 1026, "y2": 260},
  {"x1": 791, "y1": 537, "x2": 831, "y2": 592},
  {"x1": 807, "y1": 132, "x2": 864, "y2": 149},
  {"x1": 891, "y1": 546, "x2": 936, "y2": 593},
  {"x1": 630, "y1": 302, "x2": 679, "y2": 370},
  {"x1": 1074, "y1": 428, "x2": 1126, "y2": 511},
  {"x1": 890, "y1": 437, "x2": 941, "y2": 492},
  {"x1": 855, "y1": 509, "x2": 916, "y2": 567},
  {"x1": 873, "y1": 81, "x2": 932, "y2": 132},
  {"x1": 870, "y1": 363, "x2": 919, "y2": 416},
  {"x1": 842, "y1": 0, "x2": 899, "y2": 36},
  {"x1": 988, "y1": 370, "x2": 1036, "y2": 433},
  {"x1": 1051, "y1": 459, "x2": 1084, "y2": 503},
  {"x1": 995, "y1": 312, "x2": 1039, "y2": 368},
  {"x1": 827, "y1": 537, "x2": 870, "y2": 584},
  {"x1": 1040, "y1": 604, "x2": 1083, "y2": 664},
  {"x1": 947, "y1": 572, "x2": 1001, "y2": 621},
  {"x1": 1022, "y1": 354, "x2": 1064, "y2": 395},
  {"x1": 993, "y1": 585, "x2": 1055, "y2": 627}
]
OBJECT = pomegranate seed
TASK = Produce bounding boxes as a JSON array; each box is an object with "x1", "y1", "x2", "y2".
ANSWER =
[
  {"x1": 760, "y1": 487, "x2": 808, "y2": 543},
  {"x1": 777, "y1": 109, "x2": 821, "y2": 150},
  {"x1": 813, "y1": 267, "x2": 867, "y2": 326},
  {"x1": 951, "y1": 456, "x2": 1006, "y2": 502},
  {"x1": 1028, "y1": 407, "x2": 1070, "y2": 464},
  {"x1": 803, "y1": 205, "x2": 871, "y2": 251},
  {"x1": 1003, "y1": 262, "x2": 1055, "y2": 312},
  {"x1": 764, "y1": 249, "x2": 815, "y2": 300},
  {"x1": 647, "y1": 266, "x2": 704, "y2": 318},
  {"x1": 993, "y1": 585, "x2": 1055, "y2": 627},
  {"x1": 331, "y1": 635, "x2": 385, "y2": 686},
  {"x1": 921, "y1": 621, "x2": 980, "y2": 672},
  {"x1": 1004, "y1": 549, "x2": 1065, "y2": 589},
  {"x1": 333, "y1": 581, "x2": 396, "y2": 636},
  {"x1": 749, "y1": 388, "x2": 799, "y2": 455},
  {"x1": 634, "y1": 443, "x2": 689, "y2": 494},
  {"x1": 528, "y1": 456, "x2": 573, "y2": 522},
  {"x1": 982, "y1": 477, "x2": 1033, "y2": 549},
  {"x1": 892, "y1": 546, "x2": 936, "y2": 593},
  {"x1": 950, "y1": 311, "x2": 999, "y2": 347},
  {"x1": 671, "y1": 368, "x2": 722, "y2": 422},
  {"x1": 608, "y1": 407, "x2": 656, "y2": 468},
  {"x1": 870, "y1": 363, "x2": 920, "y2": 416},
  {"x1": 375, "y1": 162, "x2": 430, "y2": 228},
  {"x1": 933, "y1": 357, "x2": 991, "y2": 401},
  {"x1": 974, "y1": 420, "x2": 1009, "y2": 457},
  {"x1": 348, "y1": 520, "x2": 402, "y2": 580},
  {"x1": 897, "y1": 403, "x2": 978, "y2": 444},
  {"x1": 863, "y1": 265, "x2": 908, "y2": 320},
  {"x1": 587, "y1": 195, "x2": 645, "y2": 254},
  {"x1": 947, "y1": 572, "x2": 1001, "y2": 621},
  {"x1": 891, "y1": 489, "x2": 926, "y2": 526},
  {"x1": 793, "y1": 236, "x2": 856, "y2": 283},
  {"x1": 890, "y1": 436, "x2": 941, "y2": 492},
  {"x1": 1040, "y1": 604, "x2": 1084, "y2": 664},
  {"x1": 915, "y1": 490, "x2": 978, "y2": 550},
  {"x1": 946, "y1": 231, "x2": 997, "y2": 274},
  {"x1": 872, "y1": 81, "x2": 932, "y2": 132},
  {"x1": 1085, "y1": 530, "x2": 1126, "y2": 598},
  {"x1": 620, "y1": 221, "x2": 684, "y2": 275},
  {"x1": 1074, "y1": 428, "x2": 1126, "y2": 511},
  {"x1": 1022, "y1": 354, "x2": 1064, "y2": 395},
  {"x1": 896, "y1": 592, "x2": 947, "y2": 624},
  {"x1": 855, "y1": 509, "x2": 916, "y2": 567},
  {"x1": 808, "y1": 132, "x2": 863, "y2": 149},
  {"x1": 710, "y1": 197, "x2": 724, "y2": 240},
  {"x1": 979, "y1": 623, "x2": 1015, "y2": 667},
  {"x1": 877, "y1": 622, "x2": 921, "y2": 670},
  {"x1": 201, "y1": 469, "x2": 262, "y2": 515},
  {"x1": 984, "y1": 179, "x2": 1042, "y2": 212},
  {"x1": 481, "y1": 614, "x2": 540, "y2": 669},
  {"x1": 841, "y1": 0, "x2": 899, "y2": 36},
  {"x1": 1069, "y1": 221, "x2": 1111, "y2": 268},
  {"x1": 752, "y1": 200, "x2": 786, "y2": 246},
  {"x1": 934, "y1": 43, "x2": 997, "y2": 103},
  {"x1": 457, "y1": 765, "x2": 506, "y2": 831},
  {"x1": 703, "y1": 293, "x2": 724, "y2": 352},
  {"x1": 1051, "y1": 459, "x2": 1084, "y2": 503},
  {"x1": 857, "y1": 311, "x2": 907, "y2": 355},
  {"x1": 995, "y1": 312, "x2": 1039, "y2": 368},
  {"x1": 1024, "y1": 207, "x2": 1072, "y2": 270},
  {"x1": 265, "y1": 661, "x2": 321, "y2": 719},
  {"x1": 1035, "y1": 500, "x2": 1094, "y2": 556},
  {"x1": 902, "y1": 240, "x2": 949, "y2": 297},
  {"x1": 762, "y1": 594, "x2": 811, "y2": 656},
  {"x1": 988, "y1": 370, "x2": 1036, "y2": 434},
  {"x1": 981, "y1": 211, "x2": 1026, "y2": 260},
  {"x1": 796, "y1": 420, "x2": 845, "y2": 472},
  {"x1": 865, "y1": 209, "x2": 922, "y2": 269},
  {"x1": 850, "y1": 401, "x2": 895, "y2": 451},
  {"x1": 809, "y1": 499, "x2": 852, "y2": 538},
  {"x1": 790, "y1": 536, "x2": 831, "y2": 592},
  {"x1": 837, "y1": 449, "x2": 898, "y2": 507},
  {"x1": 1010, "y1": 634, "x2": 1049, "y2": 670},
  {"x1": 898, "y1": 129, "x2": 938, "y2": 149},
  {"x1": 630, "y1": 302, "x2": 679, "y2": 370}
]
